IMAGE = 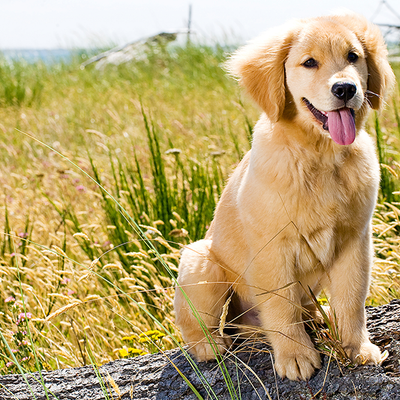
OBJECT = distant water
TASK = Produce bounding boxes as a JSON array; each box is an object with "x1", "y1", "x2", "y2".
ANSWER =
[{"x1": 0, "y1": 49, "x2": 87, "y2": 64}]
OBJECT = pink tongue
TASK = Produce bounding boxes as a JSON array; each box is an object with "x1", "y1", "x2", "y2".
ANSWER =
[{"x1": 327, "y1": 108, "x2": 356, "y2": 145}]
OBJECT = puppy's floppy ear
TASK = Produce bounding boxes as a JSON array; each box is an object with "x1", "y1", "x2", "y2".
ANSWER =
[
  {"x1": 364, "y1": 27, "x2": 396, "y2": 110},
  {"x1": 337, "y1": 14, "x2": 395, "y2": 110},
  {"x1": 226, "y1": 22, "x2": 302, "y2": 122}
]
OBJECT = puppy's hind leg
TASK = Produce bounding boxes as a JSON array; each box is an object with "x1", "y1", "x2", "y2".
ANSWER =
[{"x1": 174, "y1": 239, "x2": 232, "y2": 361}]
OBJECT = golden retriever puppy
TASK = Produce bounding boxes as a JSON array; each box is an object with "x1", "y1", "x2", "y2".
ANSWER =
[{"x1": 174, "y1": 13, "x2": 395, "y2": 381}]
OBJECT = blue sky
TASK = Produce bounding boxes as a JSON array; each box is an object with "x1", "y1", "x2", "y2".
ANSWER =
[{"x1": 0, "y1": 0, "x2": 399, "y2": 49}]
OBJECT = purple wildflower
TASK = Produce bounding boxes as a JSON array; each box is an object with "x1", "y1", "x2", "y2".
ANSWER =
[{"x1": 18, "y1": 312, "x2": 32, "y2": 321}]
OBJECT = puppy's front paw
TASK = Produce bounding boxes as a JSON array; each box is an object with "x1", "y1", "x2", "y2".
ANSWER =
[
  {"x1": 275, "y1": 347, "x2": 321, "y2": 381},
  {"x1": 188, "y1": 335, "x2": 232, "y2": 362},
  {"x1": 345, "y1": 340, "x2": 381, "y2": 365}
]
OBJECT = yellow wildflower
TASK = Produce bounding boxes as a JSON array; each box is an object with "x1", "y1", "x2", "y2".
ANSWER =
[
  {"x1": 118, "y1": 349, "x2": 128, "y2": 357},
  {"x1": 121, "y1": 335, "x2": 135, "y2": 341},
  {"x1": 128, "y1": 348, "x2": 146, "y2": 356}
]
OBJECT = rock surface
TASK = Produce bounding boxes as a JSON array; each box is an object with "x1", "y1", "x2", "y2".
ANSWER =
[{"x1": 1, "y1": 301, "x2": 400, "y2": 399}]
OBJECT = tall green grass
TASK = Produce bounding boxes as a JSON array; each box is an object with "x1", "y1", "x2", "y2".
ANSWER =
[
  {"x1": 375, "y1": 113, "x2": 397, "y2": 203},
  {"x1": 0, "y1": 58, "x2": 46, "y2": 107}
]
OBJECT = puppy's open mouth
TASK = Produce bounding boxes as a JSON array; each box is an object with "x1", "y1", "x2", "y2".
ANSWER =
[{"x1": 303, "y1": 98, "x2": 356, "y2": 146}]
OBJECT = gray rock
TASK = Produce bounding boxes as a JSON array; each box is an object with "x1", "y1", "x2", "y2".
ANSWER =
[{"x1": 1, "y1": 301, "x2": 400, "y2": 399}]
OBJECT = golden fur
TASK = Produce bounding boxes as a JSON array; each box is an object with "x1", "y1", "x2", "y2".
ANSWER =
[{"x1": 174, "y1": 13, "x2": 395, "y2": 381}]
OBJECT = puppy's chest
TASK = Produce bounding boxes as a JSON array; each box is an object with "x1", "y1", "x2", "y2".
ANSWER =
[
  {"x1": 278, "y1": 154, "x2": 367, "y2": 220},
  {"x1": 280, "y1": 156, "x2": 370, "y2": 265},
  {"x1": 277, "y1": 155, "x2": 369, "y2": 236}
]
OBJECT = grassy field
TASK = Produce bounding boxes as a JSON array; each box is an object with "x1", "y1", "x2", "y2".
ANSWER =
[{"x1": 0, "y1": 42, "x2": 399, "y2": 381}]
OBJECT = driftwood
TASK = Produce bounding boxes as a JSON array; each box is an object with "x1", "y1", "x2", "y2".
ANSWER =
[
  {"x1": 1, "y1": 300, "x2": 400, "y2": 399},
  {"x1": 80, "y1": 32, "x2": 181, "y2": 69}
]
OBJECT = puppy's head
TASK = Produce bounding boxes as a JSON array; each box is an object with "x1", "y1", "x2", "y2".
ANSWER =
[{"x1": 227, "y1": 13, "x2": 395, "y2": 146}]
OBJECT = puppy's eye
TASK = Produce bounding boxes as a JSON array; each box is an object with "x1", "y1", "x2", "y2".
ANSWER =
[
  {"x1": 348, "y1": 52, "x2": 358, "y2": 63},
  {"x1": 302, "y1": 58, "x2": 318, "y2": 68}
]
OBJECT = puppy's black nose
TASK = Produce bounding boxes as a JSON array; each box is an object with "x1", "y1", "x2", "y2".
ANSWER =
[{"x1": 331, "y1": 82, "x2": 357, "y2": 102}]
